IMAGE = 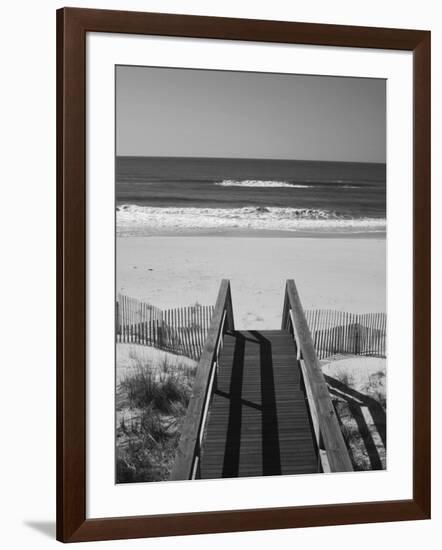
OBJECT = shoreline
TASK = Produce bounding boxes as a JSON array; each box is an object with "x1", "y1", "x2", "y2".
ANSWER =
[{"x1": 117, "y1": 228, "x2": 386, "y2": 239}]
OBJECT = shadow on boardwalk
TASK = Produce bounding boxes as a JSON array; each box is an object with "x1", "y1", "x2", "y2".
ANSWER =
[{"x1": 200, "y1": 330, "x2": 318, "y2": 479}]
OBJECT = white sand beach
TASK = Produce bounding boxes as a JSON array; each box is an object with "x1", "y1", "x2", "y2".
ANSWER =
[{"x1": 117, "y1": 236, "x2": 386, "y2": 330}]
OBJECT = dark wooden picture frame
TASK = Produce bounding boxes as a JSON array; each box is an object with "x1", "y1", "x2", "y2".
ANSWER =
[{"x1": 57, "y1": 7, "x2": 431, "y2": 543}]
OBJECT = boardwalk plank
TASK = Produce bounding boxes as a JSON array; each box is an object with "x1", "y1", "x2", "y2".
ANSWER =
[{"x1": 200, "y1": 330, "x2": 318, "y2": 479}]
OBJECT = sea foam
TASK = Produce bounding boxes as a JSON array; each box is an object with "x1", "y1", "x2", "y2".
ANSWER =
[
  {"x1": 117, "y1": 205, "x2": 386, "y2": 236},
  {"x1": 214, "y1": 180, "x2": 311, "y2": 188}
]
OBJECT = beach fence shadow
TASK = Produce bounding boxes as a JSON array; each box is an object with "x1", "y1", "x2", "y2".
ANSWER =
[{"x1": 325, "y1": 374, "x2": 386, "y2": 470}]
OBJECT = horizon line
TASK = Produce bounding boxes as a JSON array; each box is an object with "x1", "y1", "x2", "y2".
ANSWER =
[{"x1": 115, "y1": 155, "x2": 386, "y2": 165}]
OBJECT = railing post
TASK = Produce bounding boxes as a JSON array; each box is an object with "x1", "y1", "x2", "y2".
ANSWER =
[
  {"x1": 225, "y1": 282, "x2": 235, "y2": 332},
  {"x1": 283, "y1": 279, "x2": 353, "y2": 473},
  {"x1": 171, "y1": 279, "x2": 234, "y2": 480},
  {"x1": 281, "y1": 282, "x2": 291, "y2": 330}
]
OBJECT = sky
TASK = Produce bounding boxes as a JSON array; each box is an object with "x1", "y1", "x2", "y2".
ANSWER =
[{"x1": 116, "y1": 65, "x2": 386, "y2": 163}]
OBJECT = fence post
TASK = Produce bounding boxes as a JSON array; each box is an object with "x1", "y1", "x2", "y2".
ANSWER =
[{"x1": 355, "y1": 322, "x2": 360, "y2": 355}]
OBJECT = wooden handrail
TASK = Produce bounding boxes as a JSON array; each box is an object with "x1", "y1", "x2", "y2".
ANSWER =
[
  {"x1": 282, "y1": 280, "x2": 353, "y2": 472},
  {"x1": 171, "y1": 279, "x2": 234, "y2": 480}
]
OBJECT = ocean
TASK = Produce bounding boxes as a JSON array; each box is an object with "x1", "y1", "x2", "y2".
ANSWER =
[{"x1": 116, "y1": 157, "x2": 386, "y2": 236}]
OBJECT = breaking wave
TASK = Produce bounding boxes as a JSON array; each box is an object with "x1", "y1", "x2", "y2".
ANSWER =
[
  {"x1": 116, "y1": 205, "x2": 386, "y2": 236},
  {"x1": 214, "y1": 180, "x2": 311, "y2": 188},
  {"x1": 214, "y1": 179, "x2": 364, "y2": 189}
]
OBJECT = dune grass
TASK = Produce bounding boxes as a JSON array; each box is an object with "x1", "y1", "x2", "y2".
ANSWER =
[{"x1": 116, "y1": 350, "x2": 196, "y2": 483}]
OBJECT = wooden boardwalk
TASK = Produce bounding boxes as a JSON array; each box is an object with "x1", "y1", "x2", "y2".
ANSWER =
[
  {"x1": 171, "y1": 280, "x2": 353, "y2": 481},
  {"x1": 199, "y1": 330, "x2": 319, "y2": 478}
]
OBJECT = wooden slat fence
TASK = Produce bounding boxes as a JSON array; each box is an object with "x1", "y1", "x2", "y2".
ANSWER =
[
  {"x1": 305, "y1": 310, "x2": 386, "y2": 359},
  {"x1": 116, "y1": 293, "x2": 162, "y2": 327},
  {"x1": 116, "y1": 294, "x2": 214, "y2": 360}
]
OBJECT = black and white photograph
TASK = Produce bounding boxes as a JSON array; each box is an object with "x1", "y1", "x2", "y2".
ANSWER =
[
  {"x1": 115, "y1": 65, "x2": 387, "y2": 483},
  {"x1": 0, "y1": 0, "x2": 434, "y2": 546}
]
